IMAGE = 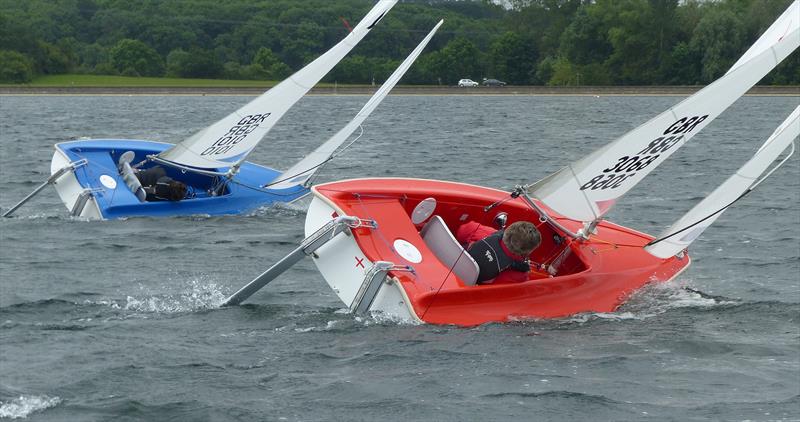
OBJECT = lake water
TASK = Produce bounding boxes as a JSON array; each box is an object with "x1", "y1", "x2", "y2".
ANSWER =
[{"x1": 0, "y1": 94, "x2": 798, "y2": 421}]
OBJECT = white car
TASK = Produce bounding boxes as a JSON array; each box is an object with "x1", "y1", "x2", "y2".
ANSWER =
[{"x1": 458, "y1": 78, "x2": 479, "y2": 87}]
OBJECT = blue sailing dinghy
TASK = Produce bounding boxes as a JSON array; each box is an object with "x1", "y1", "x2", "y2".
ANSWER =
[
  {"x1": 4, "y1": 0, "x2": 426, "y2": 220},
  {"x1": 49, "y1": 139, "x2": 308, "y2": 219}
]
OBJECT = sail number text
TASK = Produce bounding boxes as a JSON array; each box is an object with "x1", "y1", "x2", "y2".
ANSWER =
[
  {"x1": 579, "y1": 114, "x2": 708, "y2": 191},
  {"x1": 200, "y1": 113, "x2": 271, "y2": 156}
]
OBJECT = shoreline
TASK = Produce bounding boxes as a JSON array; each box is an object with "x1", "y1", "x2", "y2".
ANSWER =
[{"x1": 1, "y1": 85, "x2": 797, "y2": 96}]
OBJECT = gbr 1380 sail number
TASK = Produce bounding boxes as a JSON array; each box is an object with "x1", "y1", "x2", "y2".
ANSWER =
[{"x1": 579, "y1": 114, "x2": 708, "y2": 191}]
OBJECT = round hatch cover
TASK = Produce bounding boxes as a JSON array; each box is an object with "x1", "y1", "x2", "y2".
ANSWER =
[
  {"x1": 411, "y1": 197, "x2": 437, "y2": 225},
  {"x1": 99, "y1": 174, "x2": 117, "y2": 189},
  {"x1": 393, "y1": 238, "x2": 422, "y2": 263}
]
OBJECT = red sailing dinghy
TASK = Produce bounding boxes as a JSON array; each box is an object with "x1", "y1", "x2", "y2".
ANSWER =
[
  {"x1": 304, "y1": 179, "x2": 694, "y2": 326},
  {"x1": 224, "y1": 1, "x2": 799, "y2": 326}
]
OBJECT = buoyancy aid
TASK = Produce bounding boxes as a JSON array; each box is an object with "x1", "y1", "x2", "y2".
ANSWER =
[
  {"x1": 150, "y1": 177, "x2": 177, "y2": 201},
  {"x1": 136, "y1": 166, "x2": 166, "y2": 187},
  {"x1": 135, "y1": 167, "x2": 178, "y2": 201},
  {"x1": 466, "y1": 229, "x2": 530, "y2": 283}
]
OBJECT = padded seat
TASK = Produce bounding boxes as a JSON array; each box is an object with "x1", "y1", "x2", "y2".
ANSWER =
[{"x1": 420, "y1": 216, "x2": 480, "y2": 286}]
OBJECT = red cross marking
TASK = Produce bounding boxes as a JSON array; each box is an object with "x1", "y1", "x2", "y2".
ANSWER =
[{"x1": 355, "y1": 256, "x2": 365, "y2": 268}]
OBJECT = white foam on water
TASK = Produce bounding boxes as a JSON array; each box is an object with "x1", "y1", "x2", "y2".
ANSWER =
[
  {"x1": 291, "y1": 310, "x2": 421, "y2": 332},
  {"x1": 294, "y1": 320, "x2": 342, "y2": 332},
  {"x1": 622, "y1": 279, "x2": 735, "y2": 314},
  {"x1": 123, "y1": 278, "x2": 227, "y2": 314},
  {"x1": 563, "y1": 279, "x2": 736, "y2": 325},
  {"x1": 664, "y1": 288, "x2": 734, "y2": 309},
  {"x1": 272, "y1": 198, "x2": 309, "y2": 213},
  {"x1": 249, "y1": 200, "x2": 308, "y2": 217},
  {"x1": 565, "y1": 311, "x2": 653, "y2": 324},
  {"x1": 366, "y1": 310, "x2": 421, "y2": 326},
  {"x1": 0, "y1": 395, "x2": 61, "y2": 419},
  {"x1": 14, "y1": 213, "x2": 59, "y2": 220}
]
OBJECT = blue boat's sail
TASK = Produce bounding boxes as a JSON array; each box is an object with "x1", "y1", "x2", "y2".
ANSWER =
[
  {"x1": 268, "y1": 20, "x2": 444, "y2": 190},
  {"x1": 156, "y1": 0, "x2": 398, "y2": 170}
]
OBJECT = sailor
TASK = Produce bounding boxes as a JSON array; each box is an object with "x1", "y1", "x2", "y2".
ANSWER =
[
  {"x1": 456, "y1": 220, "x2": 541, "y2": 284},
  {"x1": 134, "y1": 166, "x2": 187, "y2": 202}
]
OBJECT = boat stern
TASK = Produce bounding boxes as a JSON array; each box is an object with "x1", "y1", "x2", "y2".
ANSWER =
[
  {"x1": 51, "y1": 143, "x2": 102, "y2": 219},
  {"x1": 305, "y1": 188, "x2": 421, "y2": 323}
]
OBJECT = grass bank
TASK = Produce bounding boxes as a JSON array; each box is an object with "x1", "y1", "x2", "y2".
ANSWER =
[
  {"x1": 2, "y1": 74, "x2": 372, "y2": 88},
  {"x1": 2, "y1": 74, "x2": 280, "y2": 88},
  {"x1": 1, "y1": 74, "x2": 797, "y2": 96}
]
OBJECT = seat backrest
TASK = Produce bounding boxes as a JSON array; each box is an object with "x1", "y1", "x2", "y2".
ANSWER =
[
  {"x1": 420, "y1": 216, "x2": 480, "y2": 286},
  {"x1": 119, "y1": 161, "x2": 146, "y2": 202}
]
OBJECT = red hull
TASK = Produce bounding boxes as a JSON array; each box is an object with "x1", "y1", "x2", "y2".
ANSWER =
[{"x1": 311, "y1": 178, "x2": 690, "y2": 326}]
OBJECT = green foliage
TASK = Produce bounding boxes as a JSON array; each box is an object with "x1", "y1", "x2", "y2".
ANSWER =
[
  {"x1": 689, "y1": 7, "x2": 745, "y2": 83},
  {"x1": 0, "y1": 50, "x2": 35, "y2": 83},
  {"x1": 558, "y1": 6, "x2": 612, "y2": 67},
  {"x1": 252, "y1": 47, "x2": 291, "y2": 80},
  {"x1": 33, "y1": 40, "x2": 72, "y2": 74},
  {"x1": 489, "y1": 32, "x2": 538, "y2": 84},
  {"x1": 0, "y1": 0, "x2": 796, "y2": 85},
  {"x1": 166, "y1": 48, "x2": 222, "y2": 78},
  {"x1": 328, "y1": 55, "x2": 399, "y2": 84},
  {"x1": 416, "y1": 37, "x2": 484, "y2": 85},
  {"x1": 109, "y1": 39, "x2": 164, "y2": 77},
  {"x1": 547, "y1": 57, "x2": 579, "y2": 86}
]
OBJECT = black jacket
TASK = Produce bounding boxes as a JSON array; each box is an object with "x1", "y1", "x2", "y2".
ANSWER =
[
  {"x1": 466, "y1": 230, "x2": 529, "y2": 283},
  {"x1": 135, "y1": 166, "x2": 175, "y2": 201}
]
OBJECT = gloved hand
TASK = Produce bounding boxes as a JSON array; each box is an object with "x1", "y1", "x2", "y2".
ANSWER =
[{"x1": 510, "y1": 260, "x2": 530, "y2": 272}]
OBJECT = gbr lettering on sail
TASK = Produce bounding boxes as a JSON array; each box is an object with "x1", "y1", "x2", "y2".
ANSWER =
[
  {"x1": 579, "y1": 115, "x2": 708, "y2": 191},
  {"x1": 200, "y1": 113, "x2": 271, "y2": 156}
]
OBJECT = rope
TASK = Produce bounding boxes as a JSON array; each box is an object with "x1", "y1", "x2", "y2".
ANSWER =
[
  {"x1": 584, "y1": 235, "x2": 641, "y2": 250},
  {"x1": 227, "y1": 178, "x2": 310, "y2": 197}
]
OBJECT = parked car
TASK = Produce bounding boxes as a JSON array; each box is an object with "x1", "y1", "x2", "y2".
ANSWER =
[
  {"x1": 458, "y1": 78, "x2": 479, "y2": 87},
  {"x1": 482, "y1": 78, "x2": 507, "y2": 86}
]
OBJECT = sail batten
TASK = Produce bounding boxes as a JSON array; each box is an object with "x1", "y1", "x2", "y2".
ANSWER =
[
  {"x1": 156, "y1": 0, "x2": 397, "y2": 170},
  {"x1": 528, "y1": 0, "x2": 799, "y2": 223}
]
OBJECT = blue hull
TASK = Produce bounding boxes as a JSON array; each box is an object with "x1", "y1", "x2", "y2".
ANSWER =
[{"x1": 54, "y1": 139, "x2": 308, "y2": 219}]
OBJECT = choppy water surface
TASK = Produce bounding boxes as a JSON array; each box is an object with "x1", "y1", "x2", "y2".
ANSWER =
[{"x1": 0, "y1": 94, "x2": 798, "y2": 421}]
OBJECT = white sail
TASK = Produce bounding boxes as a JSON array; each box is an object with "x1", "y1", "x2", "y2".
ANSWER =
[
  {"x1": 157, "y1": 0, "x2": 397, "y2": 169},
  {"x1": 267, "y1": 20, "x2": 444, "y2": 190},
  {"x1": 728, "y1": 1, "x2": 799, "y2": 74},
  {"x1": 645, "y1": 106, "x2": 799, "y2": 259},
  {"x1": 528, "y1": 2, "x2": 799, "y2": 223}
]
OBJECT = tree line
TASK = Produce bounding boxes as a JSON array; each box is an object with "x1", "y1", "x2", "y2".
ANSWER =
[{"x1": 0, "y1": 0, "x2": 796, "y2": 85}]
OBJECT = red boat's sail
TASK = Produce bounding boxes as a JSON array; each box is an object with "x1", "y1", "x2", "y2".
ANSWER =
[
  {"x1": 645, "y1": 106, "x2": 800, "y2": 258},
  {"x1": 528, "y1": 1, "x2": 799, "y2": 223}
]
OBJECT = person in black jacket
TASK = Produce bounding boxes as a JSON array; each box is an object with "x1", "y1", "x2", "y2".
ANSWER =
[
  {"x1": 135, "y1": 166, "x2": 187, "y2": 202},
  {"x1": 463, "y1": 221, "x2": 541, "y2": 284}
]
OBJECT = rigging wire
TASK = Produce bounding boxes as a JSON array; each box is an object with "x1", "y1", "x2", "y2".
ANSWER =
[
  {"x1": 646, "y1": 141, "x2": 796, "y2": 248},
  {"x1": 645, "y1": 191, "x2": 751, "y2": 247},
  {"x1": 261, "y1": 125, "x2": 366, "y2": 188}
]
